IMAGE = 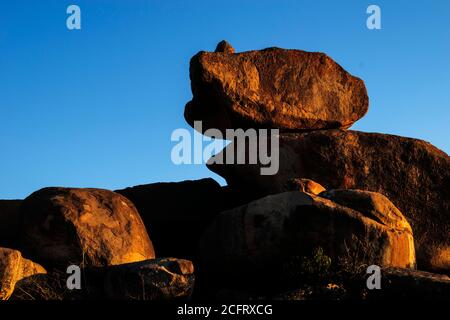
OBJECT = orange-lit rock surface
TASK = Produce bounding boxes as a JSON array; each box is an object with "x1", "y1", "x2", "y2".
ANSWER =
[
  {"x1": 199, "y1": 191, "x2": 415, "y2": 282},
  {"x1": 185, "y1": 41, "x2": 368, "y2": 134},
  {"x1": 208, "y1": 129, "x2": 450, "y2": 272},
  {"x1": 0, "y1": 247, "x2": 46, "y2": 300},
  {"x1": 20, "y1": 187, "x2": 155, "y2": 268}
]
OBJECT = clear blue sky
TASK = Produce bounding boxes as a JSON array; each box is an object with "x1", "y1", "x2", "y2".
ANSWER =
[{"x1": 1, "y1": 0, "x2": 449, "y2": 199}]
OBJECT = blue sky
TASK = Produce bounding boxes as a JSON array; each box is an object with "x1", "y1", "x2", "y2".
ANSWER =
[{"x1": 0, "y1": 0, "x2": 449, "y2": 199}]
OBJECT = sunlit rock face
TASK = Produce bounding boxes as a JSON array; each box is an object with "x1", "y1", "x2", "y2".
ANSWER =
[
  {"x1": 19, "y1": 187, "x2": 155, "y2": 268},
  {"x1": 208, "y1": 129, "x2": 450, "y2": 272},
  {"x1": 199, "y1": 190, "x2": 415, "y2": 287},
  {"x1": 185, "y1": 41, "x2": 368, "y2": 135},
  {"x1": 0, "y1": 247, "x2": 46, "y2": 300},
  {"x1": 284, "y1": 178, "x2": 326, "y2": 195}
]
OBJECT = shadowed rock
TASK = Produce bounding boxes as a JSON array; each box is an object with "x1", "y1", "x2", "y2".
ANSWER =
[
  {"x1": 104, "y1": 258, "x2": 195, "y2": 300},
  {"x1": 368, "y1": 267, "x2": 450, "y2": 299},
  {"x1": 116, "y1": 178, "x2": 248, "y2": 260},
  {"x1": 10, "y1": 258, "x2": 195, "y2": 300},
  {"x1": 199, "y1": 191, "x2": 415, "y2": 288},
  {"x1": 0, "y1": 200, "x2": 22, "y2": 248},
  {"x1": 207, "y1": 129, "x2": 450, "y2": 272}
]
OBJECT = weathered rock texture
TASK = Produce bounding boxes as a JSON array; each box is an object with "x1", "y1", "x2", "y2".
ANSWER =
[
  {"x1": 0, "y1": 200, "x2": 22, "y2": 248},
  {"x1": 10, "y1": 271, "x2": 87, "y2": 300},
  {"x1": 185, "y1": 42, "x2": 368, "y2": 134},
  {"x1": 320, "y1": 189, "x2": 412, "y2": 234},
  {"x1": 104, "y1": 258, "x2": 195, "y2": 300},
  {"x1": 20, "y1": 187, "x2": 155, "y2": 268},
  {"x1": 0, "y1": 247, "x2": 46, "y2": 300},
  {"x1": 10, "y1": 258, "x2": 195, "y2": 300},
  {"x1": 215, "y1": 40, "x2": 235, "y2": 54},
  {"x1": 199, "y1": 191, "x2": 415, "y2": 285},
  {"x1": 284, "y1": 178, "x2": 326, "y2": 195},
  {"x1": 208, "y1": 130, "x2": 450, "y2": 272}
]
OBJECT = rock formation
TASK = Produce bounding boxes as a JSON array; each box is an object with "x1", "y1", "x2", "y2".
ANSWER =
[
  {"x1": 104, "y1": 258, "x2": 195, "y2": 300},
  {"x1": 185, "y1": 42, "x2": 368, "y2": 134},
  {"x1": 199, "y1": 191, "x2": 415, "y2": 285},
  {"x1": 116, "y1": 179, "x2": 222, "y2": 259},
  {"x1": 371, "y1": 267, "x2": 450, "y2": 299},
  {"x1": 8, "y1": 257, "x2": 195, "y2": 301},
  {"x1": 207, "y1": 129, "x2": 450, "y2": 271},
  {"x1": 284, "y1": 178, "x2": 326, "y2": 195},
  {"x1": 0, "y1": 200, "x2": 22, "y2": 248},
  {"x1": 20, "y1": 187, "x2": 155, "y2": 268},
  {"x1": 115, "y1": 178, "x2": 246, "y2": 260},
  {"x1": 1, "y1": 40, "x2": 448, "y2": 301},
  {"x1": 0, "y1": 247, "x2": 46, "y2": 300}
]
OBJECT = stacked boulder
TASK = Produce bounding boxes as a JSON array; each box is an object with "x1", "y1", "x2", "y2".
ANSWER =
[
  {"x1": 1, "y1": 40, "x2": 449, "y2": 300},
  {"x1": 200, "y1": 191, "x2": 416, "y2": 287},
  {"x1": 183, "y1": 41, "x2": 450, "y2": 287},
  {"x1": 185, "y1": 40, "x2": 369, "y2": 132},
  {"x1": 208, "y1": 129, "x2": 450, "y2": 272},
  {"x1": 0, "y1": 188, "x2": 195, "y2": 300}
]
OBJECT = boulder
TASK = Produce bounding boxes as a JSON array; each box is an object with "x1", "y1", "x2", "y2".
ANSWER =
[
  {"x1": 20, "y1": 187, "x2": 155, "y2": 268},
  {"x1": 367, "y1": 267, "x2": 450, "y2": 299},
  {"x1": 215, "y1": 40, "x2": 235, "y2": 54},
  {"x1": 185, "y1": 41, "x2": 368, "y2": 134},
  {"x1": 273, "y1": 267, "x2": 450, "y2": 300},
  {"x1": 10, "y1": 258, "x2": 195, "y2": 300},
  {"x1": 10, "y1": 271, "x2": 85, "y2": 300},
  {"x1": 104, "y1": 258, "x2": 195, "y2": 300},
  {"x1": 199, "y1": 191, "x2": 415, "y2": 287},
  {"x1": 0, "y1": 247, "x2": 46, "y2": 300},
  {"x1": 207, "y1": 129, "x2": 450, "y2": 271},
  {"x1": 116, "y1": 178, "x2": 246, "y2": 259},
  {"x1": 284, "y1": 178, "x2": 326, "y2": 195},
  {"x1": 0, "y1": 200, "x2": 22, "y2": 248},
  {"x1": 320, "y1": 189, "x2": 412, "y2": 233}
]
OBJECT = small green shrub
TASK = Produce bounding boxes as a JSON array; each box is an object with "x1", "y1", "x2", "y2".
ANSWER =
[{"x1": 282, "y1": 247, "x2": 332, "y2": 285}]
